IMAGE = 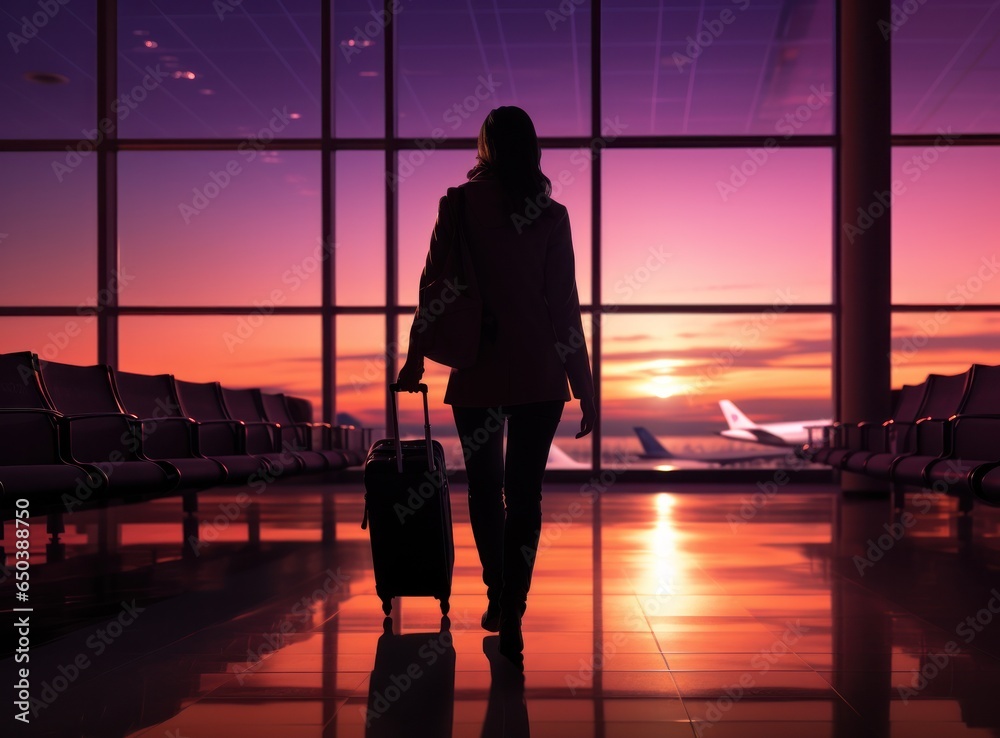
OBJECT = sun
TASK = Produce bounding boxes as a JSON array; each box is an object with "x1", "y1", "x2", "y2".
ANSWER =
[{"x1": 644, "y1": 374, "x2": 687, "y2": 399}]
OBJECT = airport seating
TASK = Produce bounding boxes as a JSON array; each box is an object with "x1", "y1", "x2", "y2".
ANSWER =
[
  {"x1": 0, "y1": 351, "x2": 107, "y2": 512},
  {"x1": 221, "y1": 386, "x2": 342, "y2": 473},
  {"x1": 889, "y1": 364, "x2": 1000, "y2": 511},
  {"x1": 852, "y1": 369, "x2": 970, "y2": 484},
  {"x1": 284, "y1": 395, "x2": 369, "y2": 466},
  {"x1": 175, "y1": 379, "x2": 303, "y2": 480},
  {"x1": 0, "y1": 351, "x2": 366, "y2": 549},
  {"x1": 42, "y1": 360, "x2": 238, "y2": 499},
  {"x1": 114, "y1": 370, "x2": 239, "y2": 488},
  {"x1": 831, "y1": 381, "x2": 929, "y2": 470},
  {"x1": 259, "y1": 391, "x2": 352, "y2": 470},
  {"x1": 808, "y1": 380, "x2": 929, "y2": 468},
  {"x1": 809, "y1": 364, "x2": 1000, "y2": 512},
  {"x1": 120, "y1": 372, "x2": 284, "y2": 485},
  {"x1": 38, "y1": 359, "x2": 181, "y2": 501}
]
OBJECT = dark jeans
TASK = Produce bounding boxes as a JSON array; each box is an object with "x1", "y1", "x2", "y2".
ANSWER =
[{"x1": 453, "y1": 400, "x2": 565, "y2": 617}]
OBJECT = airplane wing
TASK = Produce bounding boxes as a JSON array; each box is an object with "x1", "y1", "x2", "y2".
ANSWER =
[{"x1": 717, "y1": 428, "x2": 790, "y2": 447}]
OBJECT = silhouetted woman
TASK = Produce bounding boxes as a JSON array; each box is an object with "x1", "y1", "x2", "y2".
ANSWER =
[{"x1": 397, "y1": 106, "x2": 595, "y2": 667}]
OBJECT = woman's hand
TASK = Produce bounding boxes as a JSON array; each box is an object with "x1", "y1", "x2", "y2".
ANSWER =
[
  {"x1": 396, "y1": 355, "x2": 424, "y2": 392},
  {"x1": 576, "y1": 396, "x2": 596, "y2": 438}
]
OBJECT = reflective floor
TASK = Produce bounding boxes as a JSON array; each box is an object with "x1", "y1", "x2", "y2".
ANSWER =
[{"x1": 4, "y1": 480, "x2": 1000, "y2": 737}]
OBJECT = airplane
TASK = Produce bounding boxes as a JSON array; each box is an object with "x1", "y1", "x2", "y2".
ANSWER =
[
  {"x1": 633, "y1": 427, "x2": 790, "y2": 466},
  {"x1": 547, "y1": 442, "x2": 590, "y2": 469},
  {"x1": 716, "y1": 400, "x2": 831, "y2": 447}
]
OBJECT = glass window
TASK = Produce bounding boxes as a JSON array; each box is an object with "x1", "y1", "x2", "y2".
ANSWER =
[
  {"x1": 119, "y1": 315, "x2": 322, "y2": 417},
  {"x1": 891, "y1": 312, "x2": 1000, "y2": 387},
  {"x1": 0, "y1": 317, "x2": 97, "y2": 366},
  {"x1": 544, "y1": 147, "x2": 592, "y2": 305},
  {"x1": 334, "y1": 0, "x2": 384, "y2": 137},
  {"x1": 118, "y1": 151, "x2": 322, "y2": 306},
  {"x1": 892, "y1": 147, "x2": 1000, "y2": 305},
  {"x1": 397, "y1": 149, "x2": 476, "y2": 306},
  {"x1": 602, "y1": 149, "x2": 832, "y2": 305},
  {"x1": 893, "y1": 0, "x2": 1000, "y2": 134},
  {"x1": 601, "y1": 313, "x2": 832, "y2": 467},
  {"x1": 396, "y1": 0, "x2": 591, "y2": 138},
  {"x1": 602, "y1": 0, "x2": 834, "y2": 136},
  {"x1": 0, "y1": 152, "x2": 96, "y2": 306},
  {"x1": 0, "y1": 0, "x2": 97, "y2": 139},
  {"x1": 336, "y1": 315, "x2": 387, "y2": 432},
  {"x1": 117, "y1": 0, "x2": 320, "y2": 138},
  {"x1": 336, "y1": 151, "x2": 385, "y2": 305}
]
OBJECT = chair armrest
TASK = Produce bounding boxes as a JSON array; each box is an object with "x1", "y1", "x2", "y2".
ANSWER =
[
  {"x1": 59, "y1": 411, "x2": 140, "y2": 421},
  {"x1": 54, "y1": 412, "x2": 148, "y2": 464},
  {"x1": 333, "y1": 425, "x2": 372, "y2": 456},
  {"x1": 0, "y1": 409, "x2": 64, "y2": 464},
  {"x1": 914, "y1": 417, "x2": 952, "y2": 457},
  {"x1": 137, "y1": 416, "x2": 201, "y2": 457},
  {"x1": 949, "y1": 416, "x2": 1000, "y2": 460},
  {"x1": 192, "y1": 419, "x2": 246, "y2": 454},
  {"x1": 240, "y1": 420, "x2": 280, "y2": 454},
  {"x1": 269, "y1": 422, "x2": 308, "y2": 451},
  {"x1": 305, "y1": 422, "x2": 334, "y2": 449},
  {"x1": 803, "y1": 423, "x2": 834, "y2": 447},
  {"x1": 0, "y1": 407, "x2": 62, "y2": 417},
  {"x1": 970, "y1": 460, "x2": 1000, "y2": 494}
]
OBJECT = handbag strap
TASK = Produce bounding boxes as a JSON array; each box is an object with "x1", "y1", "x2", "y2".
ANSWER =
[{"x1": 445, "y1": 187, "x2": 479, "y2": 297}]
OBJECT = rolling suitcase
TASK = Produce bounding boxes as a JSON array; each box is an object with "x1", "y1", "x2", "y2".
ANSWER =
[{"x1": 362, "y1": 383, "x2": 454, "y2": 616}]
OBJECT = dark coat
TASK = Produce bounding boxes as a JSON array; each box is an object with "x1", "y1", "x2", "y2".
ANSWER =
[{"x1": 408, "y1": 177, "x2": 595, "y2": 407}]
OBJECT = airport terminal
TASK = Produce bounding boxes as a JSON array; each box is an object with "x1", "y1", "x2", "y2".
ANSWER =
[{"x1": 3, "y1": 0, "x2": 1000, "y2": 736}]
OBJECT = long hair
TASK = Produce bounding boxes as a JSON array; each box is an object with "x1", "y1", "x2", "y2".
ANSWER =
[{"x1": 467, "y1": 106, "x2": 552, "y2": 221}]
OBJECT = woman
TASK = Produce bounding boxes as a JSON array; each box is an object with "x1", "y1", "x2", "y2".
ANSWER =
[{"x1": 397, "y1": 106, "x2": 595, "y2": 667}]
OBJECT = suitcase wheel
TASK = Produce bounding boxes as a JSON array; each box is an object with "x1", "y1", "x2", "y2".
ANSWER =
[{"x1": 381, "y1": 598, "x2": 392, "y2": 616}]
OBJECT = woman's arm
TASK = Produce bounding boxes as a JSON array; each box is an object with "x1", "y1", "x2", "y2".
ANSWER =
[
  {"x1": 398, "y1": 193, "x2": 455, "y2": 390},
  {"x1": 543, "y1": 208, "x2": 596, "y2": 435}
]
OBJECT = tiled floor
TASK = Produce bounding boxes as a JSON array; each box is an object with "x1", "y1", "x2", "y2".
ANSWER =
[{"x1": 5, "y1": 480, "x2": 1000, "y2": 737}]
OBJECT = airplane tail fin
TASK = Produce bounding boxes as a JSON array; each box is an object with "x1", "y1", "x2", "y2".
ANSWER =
[
  {"x1": 719, "y1": 400, "x2": 755, "y2": 429},
  {"x1": 633, "y1": 427, "x2": 674, "y2": 459},
  {"x1": 335, "y1": 411, "x2": 364, "y2": 427}
]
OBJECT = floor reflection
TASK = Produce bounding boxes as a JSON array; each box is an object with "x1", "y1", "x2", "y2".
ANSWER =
[
  {"x1": 2, "y1": 483, "x2": 1000, "y2": 737},
  {"x1": 364, "y1": 616, "x2": 456, "y2": 737}
]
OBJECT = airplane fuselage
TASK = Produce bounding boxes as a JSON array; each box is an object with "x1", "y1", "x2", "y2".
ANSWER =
[{"x1": 718, "y1": 419, "x2": 831, "y2": 447}]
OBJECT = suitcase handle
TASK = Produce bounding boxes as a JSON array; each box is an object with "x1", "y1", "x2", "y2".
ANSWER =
[{"x1": 388, "y1": 383, "x2": 435, "y2": 474}]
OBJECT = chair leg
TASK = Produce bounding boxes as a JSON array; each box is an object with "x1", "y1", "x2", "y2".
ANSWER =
[
  {"x1": 957, "y1": 514, "x2": 973, "y2": 543},
  {"x1": 247, "y1": 501, "x2": 261, "y2": 548},
  {"x1": 183, "y1": 513, "x2": 200, "y2": 560},
  {"x1": 46, "y1": 512, "x2": 65, "y2": 563},
  {"x1": 321, "y1": 492, "x2": 336, "y2": 547},
  {"x1": 892, "y1": 482, "x2": 905, "y2": 511},
  {"x1": 958, "y1": 489, "x2": 974, "y2": 515},
  {"x1": 97, "y1": 507, "x2": 119, "y2": 557}
]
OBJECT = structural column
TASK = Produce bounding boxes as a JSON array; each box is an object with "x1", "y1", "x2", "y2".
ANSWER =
[
  {"x1": 96, "y1": 0, "x2": 119, "y2": 367},
  {"x1": 838, "y1": 0, "x2": 892, "y2": 493}
]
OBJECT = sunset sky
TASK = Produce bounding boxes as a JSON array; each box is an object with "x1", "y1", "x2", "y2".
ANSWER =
[{"x1": 2, "y1": 0, "x2": 999, "y2": 447}]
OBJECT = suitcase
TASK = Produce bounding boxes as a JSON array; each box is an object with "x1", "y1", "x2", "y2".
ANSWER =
[{"x1": 362, "y1": 383, "x2": 454, "y2": 616}]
